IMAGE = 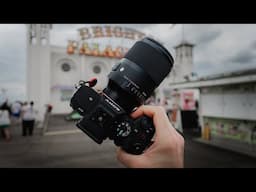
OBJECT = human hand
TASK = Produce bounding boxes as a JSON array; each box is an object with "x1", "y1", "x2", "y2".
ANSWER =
[{"x1": 117, "y1": 105, "x2": 184, "y2": 168}]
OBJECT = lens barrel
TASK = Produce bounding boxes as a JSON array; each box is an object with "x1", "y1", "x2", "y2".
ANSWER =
[{"x1": 104, "y1": 37, "x2": 174, "y2": 113}]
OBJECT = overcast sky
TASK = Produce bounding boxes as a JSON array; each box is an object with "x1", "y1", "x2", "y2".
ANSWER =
[{"x1": 1, "y1": 24, "x2": 256, "y2": 102}]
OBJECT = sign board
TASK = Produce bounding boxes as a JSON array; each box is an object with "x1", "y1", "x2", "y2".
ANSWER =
[
  {"x1": 180, "y1": 91, "x2": 196, "y2": 110},
  {"x1": 78, "y1": 26, "x2": 146, "y2": 40},
  {"x1": 66, "y1": 25, "x2": 146, "y2": 58}
]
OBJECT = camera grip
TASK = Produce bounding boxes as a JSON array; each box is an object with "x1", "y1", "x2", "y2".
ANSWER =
[{"x1": 113, "y1": 115, "x2": 155, "y2": 155}]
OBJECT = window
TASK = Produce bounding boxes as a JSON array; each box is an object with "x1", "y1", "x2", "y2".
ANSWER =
[
  {"x1": 186, "y1": 48, "x2": 191, "y2": 57},
  {"x1": 93, "y1": 65, "x2": 101, "y2": 74},
  {"x1": 60, "y1": 89, "x2": 73, "y2": 101},
  {"x1": 61, "y1": 63, "x2": 71, "y2": 72}
]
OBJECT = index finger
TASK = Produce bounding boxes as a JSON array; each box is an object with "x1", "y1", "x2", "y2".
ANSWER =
[{"x1": 131, "y1": 105, "x2": 176, "y2": 137}]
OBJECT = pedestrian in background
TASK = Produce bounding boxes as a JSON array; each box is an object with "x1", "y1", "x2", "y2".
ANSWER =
[
  {"x1": 11, "y1": 101, "x2": 22, "y2": 118},
  {"x1": 0, "y1": 109, "x2": 11, "y2": 141},
  {"x1": 21, "y1": 101, "x2": 36, "y2": 136},
  {"x1": 11, "y1": 101, "x2": 22, "y2": 125}
]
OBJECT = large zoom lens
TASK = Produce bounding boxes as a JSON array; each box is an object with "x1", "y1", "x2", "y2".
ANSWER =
[{"x1": 103, "y1": 37, "x2": 174, "y2": 113}]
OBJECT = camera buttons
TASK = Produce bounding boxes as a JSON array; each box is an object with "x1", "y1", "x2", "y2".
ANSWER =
[
  {"x1": 134, "y1": 143, "x2": 142, "y2": 151},
  {"x1": 112, "y1": 62, "x2": 121, "y2": 71},
  {"x1": 116, "y1": 121, "x2": 131, "y2": 137},
  {"x1": 98, "y1": 116, "x2": 103, "y2": 122}
]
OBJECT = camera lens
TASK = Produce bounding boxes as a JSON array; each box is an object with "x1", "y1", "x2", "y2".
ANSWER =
[
  {"x1": 103, "y1": 37, "x2": 174, "y2": 113},
  {"x1": 71, "y1": 37, "x2": 174, "y2": 147}
]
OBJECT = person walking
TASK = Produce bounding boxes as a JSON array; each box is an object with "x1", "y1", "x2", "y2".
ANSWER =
[
  {"x1": 21, "y1": 101, "x2": 36, "y2": 136},
  {"x1": 0, "y1": 109, "x2": 11, "y2": 141}
]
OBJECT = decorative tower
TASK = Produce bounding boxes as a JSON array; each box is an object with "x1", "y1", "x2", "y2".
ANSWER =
[
  {"x1": 26, "y1": 24, "x2": 52, "y2": 122},
  {"x1": 172, "y1": 40, "x2": 194, "y2": 82}
]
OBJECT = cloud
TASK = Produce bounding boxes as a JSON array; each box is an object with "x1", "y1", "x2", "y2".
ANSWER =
[
  {"x1": 229, "y1": 50, "x2": 256, "y2": 64},
  {"x1": 185, "y1": 24, "x2": 222, "y2": 44},
  {"x1": 195, "y1": 29, "x2": 222, "y2": 45},
  {"x1": 0, "y1": 24, "x2": 26, "y2": 102},
  {"x1": 250, "y1": 40, "x2": 256, "y2": 50},
  {"x1": 185, "y1": 24, "x2": 256, "y2": 76}
]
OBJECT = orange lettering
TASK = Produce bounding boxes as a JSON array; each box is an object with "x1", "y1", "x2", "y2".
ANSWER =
[
  {"x1": 92, "y1": 26, "x2": 104, "y2": 38},
  {"x1": 104, "y1": 26, "x2": 112, "y2": 37},
  {"x1": 123, "y1": 28, "x2": 135, "y2": 40},
  {"x1": 79, "y1": 28, "x2": 91, "y2": 40},
  {"x1": 112, "y1": 26, "x2": 123, "y2": 38}
]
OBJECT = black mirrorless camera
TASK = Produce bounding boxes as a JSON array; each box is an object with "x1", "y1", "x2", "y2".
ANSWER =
[{"x1": 70, "y1": 37, "x2": 174, "y2": 155}]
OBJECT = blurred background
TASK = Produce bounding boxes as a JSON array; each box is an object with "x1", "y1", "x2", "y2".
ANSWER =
[{"x1": 0, "y1": 24, "x2": 256, "y2": 168}]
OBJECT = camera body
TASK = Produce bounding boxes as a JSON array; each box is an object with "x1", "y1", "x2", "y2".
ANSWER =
[
  {"x1": 70, "y1": 83, "x2": 155, "y2": 155},
  {"x1": 70, "y1": 37, "x2": 174, "y2": 155}
]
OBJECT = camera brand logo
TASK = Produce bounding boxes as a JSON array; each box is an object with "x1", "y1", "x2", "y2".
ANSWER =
[
  {"x1": 103, "y1": 94, "x2": 121, "y2": 112},
  {"x1": 78, "y1": 107, "x2": 84, "y2": 113}
]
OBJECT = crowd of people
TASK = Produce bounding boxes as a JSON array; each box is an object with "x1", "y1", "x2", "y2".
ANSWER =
[{"x1": 0, "y1": 100, "x2": 37, "y2": 142}]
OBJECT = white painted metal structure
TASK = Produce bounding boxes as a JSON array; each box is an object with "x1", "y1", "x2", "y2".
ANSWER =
[
  {"x1": 26, "y1": 24, "x2": 52, "y2": 121},
  {"x1": 26, "y1": 24, "x2": 119, "y2": 121},
  {"x1": 169, "y1": 41, "x2": 194, "y2": 83}
]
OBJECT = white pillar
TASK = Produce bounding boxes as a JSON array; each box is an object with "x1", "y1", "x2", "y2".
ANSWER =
[{"x1": 26, "y1": 24, "x2": 52, "y2": 123}]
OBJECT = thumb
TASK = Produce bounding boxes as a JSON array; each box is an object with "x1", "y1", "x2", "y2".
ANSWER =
[{"x1": 116, "y1": 148, "x2": 145, "y2": 168}]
